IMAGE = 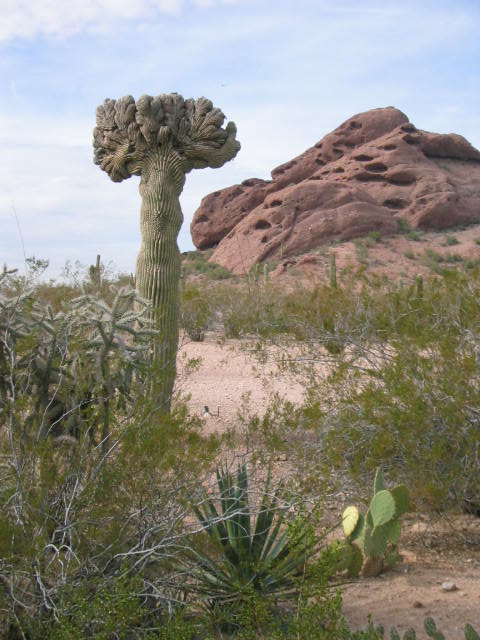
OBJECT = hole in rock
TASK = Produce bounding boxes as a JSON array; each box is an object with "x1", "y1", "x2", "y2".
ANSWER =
[
  {"x1": 388, "y1": 172, "x2": 416, "y2": 186},
  {"x1": 401, "y1": 124, "x2": 417, "y2": 133},
  {"x1": 383, "y1": 198, "x2": 408, "y2": 210},
  {"x1": 333, "y1": 167, "x2": 345, "y2": 173},
  {"x1": 403, "y1": 134, "x2": 421, "y2": 146},
  {"x1": 365, "y1": 162, "x2": 388, "y2": 173},
  {"x1": 315, "y1": 142, "x2": 323, "y2": 149},
  {"x1": 315, "y1": 157, "x2": 326, "y2": 165},
  {"x1": 260, "y1": 235, "x2": 268, "y2": 243},
  {"x1": 333, "y1": 148, "x2": 344, "y2": 157},
  {"x1": 382, "y1": 144, "x2": 397, "y2": 151},
  {"x1": 354, "y1": 154, "x2": 374, "y2": 162},
  {"x1": 196, "y1": 215, "x2": 208, "y2": 223},
  {"x1": 355, "y1": 173, "x2": 386, "y2": 182},
  {"x1": 349, "y1": 120, "x2": 362, "y2": 129},
  {"x1": 269, "y1": 199, "x2": 283, "y2": 207},
  {"x1": 255, "y1": 219, "x2": 272, "y2": 230}
]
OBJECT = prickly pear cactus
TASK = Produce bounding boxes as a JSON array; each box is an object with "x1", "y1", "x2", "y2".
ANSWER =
[
  {"x1": 388, "y1": 619, "x2": 479, "y2": 640},
  {"x1": 424, "y1": 617, "x2": 446, "y2": 640},
  {"x1": 342, "y1": 466, "x2": 409, "y2": 576}
]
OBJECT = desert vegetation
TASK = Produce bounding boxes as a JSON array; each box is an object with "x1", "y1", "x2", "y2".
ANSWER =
[{"x1": 1, "y1": 251, "x2": 479, "y2": 638}]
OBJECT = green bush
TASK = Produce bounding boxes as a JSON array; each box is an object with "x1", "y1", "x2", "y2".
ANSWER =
[
  {"x1": 181, "y1": 284, "x2": 211, "y2": 341},
  {"x1": 182, "y1": 250, "x2": 232, "y2": 280}
]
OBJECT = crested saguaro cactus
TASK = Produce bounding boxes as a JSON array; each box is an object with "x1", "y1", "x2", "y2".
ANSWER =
[{"x1": 93, "y1": 93, "x2": 240, "y2": 410}]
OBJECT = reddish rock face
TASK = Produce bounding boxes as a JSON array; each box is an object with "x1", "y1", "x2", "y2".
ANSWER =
[{"x1": 190, "y1": 107, "x2": 480, "y2": 274}]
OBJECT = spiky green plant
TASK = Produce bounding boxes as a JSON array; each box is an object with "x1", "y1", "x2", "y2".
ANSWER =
[
  {"x1": 93, "y1": 93, "x2": 240, "y2": 411},
  {"x1": 388, "y1": 618, "x2": 479, "y2": 640},
  {"x1": 342, "y1": 468, "x2": 409, "y2": 576},
  {"x1": 192, "y1": 461, "x2": 310, "y2": 615}
]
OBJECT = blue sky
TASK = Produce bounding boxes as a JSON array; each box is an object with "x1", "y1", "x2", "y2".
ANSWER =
[{"x1": 1, "y1": 0, "x2": 479, "y2": 278}]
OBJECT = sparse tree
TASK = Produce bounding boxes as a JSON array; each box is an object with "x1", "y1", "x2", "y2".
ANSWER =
[{"x1": 93, "y1": 92, "x2": 240, "y2": 411}]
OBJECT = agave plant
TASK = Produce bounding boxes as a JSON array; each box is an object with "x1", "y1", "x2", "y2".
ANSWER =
[{"x1": 191, "y1": 461, "x2": 310, "y2": 610}]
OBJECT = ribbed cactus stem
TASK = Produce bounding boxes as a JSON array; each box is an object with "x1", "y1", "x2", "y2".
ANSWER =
[
  {"x1": 136, "y1": 147, "x2": 185, "y2": 412},
  {"x1": 93, "y1": 92, "x2": 240, "y2": 414}
]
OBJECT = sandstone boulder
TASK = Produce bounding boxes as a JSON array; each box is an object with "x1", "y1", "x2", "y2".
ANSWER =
[{"x1": 190, "y1": 107, "x2": 480, "y2": 274}]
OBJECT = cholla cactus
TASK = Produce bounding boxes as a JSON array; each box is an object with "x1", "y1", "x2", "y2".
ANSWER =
[
  {"x1": 93, "y1": 93, "x2": 240, "y2": 411},
  {"x1": 342, "y1": 467, "x2": 409, "y2": 576}
]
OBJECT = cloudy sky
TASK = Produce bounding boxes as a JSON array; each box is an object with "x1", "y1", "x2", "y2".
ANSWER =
[{"x1": 1, "y1": 0, "x2": 479, "y2": 278}]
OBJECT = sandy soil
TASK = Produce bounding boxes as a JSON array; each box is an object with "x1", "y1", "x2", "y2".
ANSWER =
[{"x1": 175, "y1": 335, "x2": 480, "y2": 638}]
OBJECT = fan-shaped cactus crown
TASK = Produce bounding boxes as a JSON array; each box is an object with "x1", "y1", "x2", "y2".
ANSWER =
[{"x1": 93, "y1": 93, "x2": 240, "y2": 183}]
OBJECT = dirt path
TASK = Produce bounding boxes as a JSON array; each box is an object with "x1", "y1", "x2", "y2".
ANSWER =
[{"x1": 175, "y1": 335, "x2": 480, "y2": 638}]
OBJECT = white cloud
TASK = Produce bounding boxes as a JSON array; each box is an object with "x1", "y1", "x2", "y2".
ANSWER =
[
  {"x1": 0, "y1": 0, "x2": 177, "y2": 43},
  {"x1": 0, "y1": 0, "x2": 244, "y2": 43}
]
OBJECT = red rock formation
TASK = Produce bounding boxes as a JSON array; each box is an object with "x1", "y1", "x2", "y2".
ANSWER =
[{"x1": 190, "y1": 107, "x2": 480, "y2": 274}]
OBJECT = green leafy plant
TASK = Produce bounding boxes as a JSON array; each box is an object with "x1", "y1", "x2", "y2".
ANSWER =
[
  {"x1": 342, "y1": 468, "x2": 409, "y2": 576},
  {"x1": 192, "y1": 461, "x2": 310, "y2": 624}
]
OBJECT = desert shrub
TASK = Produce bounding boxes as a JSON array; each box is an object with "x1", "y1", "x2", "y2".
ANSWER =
[
  {"x1": 181, "y1": 284, "x2": 212, "y2": 341},
  {"x1": 443, "y1": 235, "x2": 460, "y2": 246},
  {"x1": 267, "y1": 271, "x2": 480, "y2": 510},
  {"x1": 0, "y1": 271, "x2": 221, "y2": 637},
  {"x1": 182, "y1": 250, "x2": 232, "y2": 280}
]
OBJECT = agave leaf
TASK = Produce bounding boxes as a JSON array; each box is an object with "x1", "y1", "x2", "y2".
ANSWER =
[
  {"x1": 260, "y1": 507, "x2": 287, "y2": 561},
  {"x1": 252, "y1": 470, "x2": 278, "y2": 558}
]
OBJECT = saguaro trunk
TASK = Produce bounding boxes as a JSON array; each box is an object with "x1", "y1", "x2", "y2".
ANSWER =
[
  {"x1": 94, "y1": 93, "x2": 240, "y2": 416},
  {"x1": 136, "y1": 146, "x2": 185, "y2": 412}
]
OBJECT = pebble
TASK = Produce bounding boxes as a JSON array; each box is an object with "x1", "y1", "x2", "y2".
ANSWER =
[{"x1": 441, "y1": 581, "x2": 458, "y2": 592}]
